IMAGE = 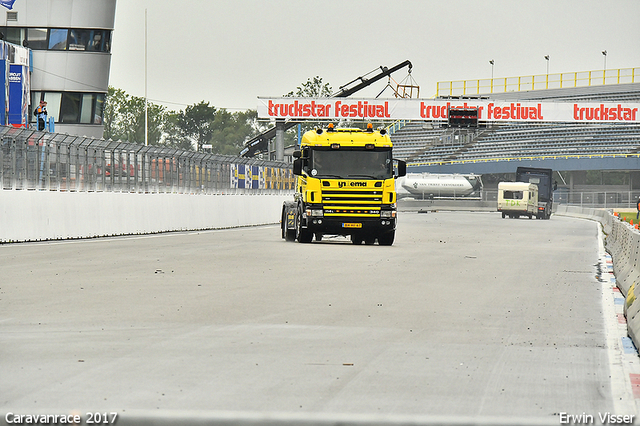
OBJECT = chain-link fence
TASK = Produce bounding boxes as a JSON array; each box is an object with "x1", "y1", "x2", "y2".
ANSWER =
[{"x1": 0, "y1": 127, "x2": 293, "y2": 194}]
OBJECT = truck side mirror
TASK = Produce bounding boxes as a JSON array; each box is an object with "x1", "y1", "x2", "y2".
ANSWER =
[
  {"x1": 292, "y1": 150, "x2": 301, "y2": 159},
  {"x1": 395, "y1": 160, "x2": 406, "y2": 178},
  {"x1": 292, "y1": 158, "x2": 303, "y2": 176}
]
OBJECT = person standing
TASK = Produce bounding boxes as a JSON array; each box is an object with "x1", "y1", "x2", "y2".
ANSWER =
[
  {"x1": 34, "y1": 100, "x2": 47, "y2": 131},
  {"x1": 636, "y1": 196, "x2": 640, "y2": 220}
]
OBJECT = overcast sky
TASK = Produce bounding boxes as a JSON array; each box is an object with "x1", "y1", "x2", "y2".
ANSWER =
[{"x1": 108, "y1": 0, "x2": 640, "y2": 113}]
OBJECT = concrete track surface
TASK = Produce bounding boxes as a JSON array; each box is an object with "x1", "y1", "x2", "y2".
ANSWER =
[{"x1": 0, "y1": 212, "x2": 636, "y2": 424}]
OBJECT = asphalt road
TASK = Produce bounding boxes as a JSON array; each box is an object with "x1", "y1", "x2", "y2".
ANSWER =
[{"x1": 0, "y1": 211, "x2": 633, "y2": 422}]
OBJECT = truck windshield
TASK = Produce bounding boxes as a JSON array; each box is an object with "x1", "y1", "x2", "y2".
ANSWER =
[{"x1": 309, "y1": 148, "x2": 393, "y2": 180}]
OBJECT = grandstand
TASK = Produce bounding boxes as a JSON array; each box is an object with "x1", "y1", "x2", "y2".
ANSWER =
[
  {"x1": 396, "y1": 121, "x2": 640, "y2": 164},
  {"x1": 390, "y1": 74, "x2": 640, "y2": 192}
]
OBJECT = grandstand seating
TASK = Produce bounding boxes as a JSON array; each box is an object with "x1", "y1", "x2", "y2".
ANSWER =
[{"x1": 390, "y1": 83, "x2": 640, "y2": 165}]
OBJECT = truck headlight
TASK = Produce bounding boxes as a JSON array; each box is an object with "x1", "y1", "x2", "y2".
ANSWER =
[
  {"x1": 307, "y1": 209, "x2": 324, "y2": 217},
  {"x1": 380, "y1": 210, "x2": 396, "y2": 218}
]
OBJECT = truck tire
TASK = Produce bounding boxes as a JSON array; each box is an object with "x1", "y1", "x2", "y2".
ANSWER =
[
  {"x1": 285, "y1": 218, "x2": 296, "y2": 242},
  {"x1": 378, "y1": 231, "x2": 395, "y2": 246},
  {"x1": 296, "y1": 208, "x2": 313, "y2": 243},
  {"x1": 282, "y1": 207, "x2": 296, "y2": 241},
  {"x1": 501, "y1": 212, "x2": 506, "y2": 219}
]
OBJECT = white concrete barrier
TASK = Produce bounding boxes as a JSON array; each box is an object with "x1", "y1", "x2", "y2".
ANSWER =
[
  {"x1": 556, "y1": 205, "x2": 640, "y2": 349},
  {"x1": 0, "y1": 190, "x2": 291, "y2": 243}
]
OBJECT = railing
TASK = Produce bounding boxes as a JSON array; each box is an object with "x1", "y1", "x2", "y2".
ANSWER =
[
  {"x1": 437, "y1": 67, "x2": 640, "y2": 97},
  {"x1": 406, "y1": 190, "x2": 640, "y2": 210},
  {"x1": 386, "y1": 119, "x2": 408, "y2": 135},
  {"x1": 407, "y1": 152, "x2": 640, "y2": 168},
  {"x1": 467, "y1": 190, "x2": 640, "y2": 209},
  {"x1": 0, "y1": 126, "x2": 294, "y2": 194}
]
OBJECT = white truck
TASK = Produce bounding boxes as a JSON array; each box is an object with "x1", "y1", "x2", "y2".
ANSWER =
[{"x1": 497, "y1": 182, "x2": 538, "y2": 219}]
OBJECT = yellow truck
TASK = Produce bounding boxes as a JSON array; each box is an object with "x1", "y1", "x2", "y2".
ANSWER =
[
  {"x1": 497, "y1": 181, "x2": 538, "y2": 219},
  {"x1": 281, "y1": 124, "x2": 406, "y2": 245}
]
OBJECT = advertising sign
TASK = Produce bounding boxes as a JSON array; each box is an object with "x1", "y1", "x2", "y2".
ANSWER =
[
  {"x1": 8, "y1": 63, "x2": 27, "y2": 127},
  {"x1": 257, "y1": 98, "x2": 640, "y2": 124}
]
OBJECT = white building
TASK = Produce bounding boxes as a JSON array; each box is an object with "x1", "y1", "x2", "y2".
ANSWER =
[{"x1": 0, "y1": 0, "x2": 116, "y2": 138}]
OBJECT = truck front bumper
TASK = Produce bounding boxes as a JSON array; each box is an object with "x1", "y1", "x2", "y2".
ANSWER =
[{"x1": 303, "y1": 215, "x2": 396, "y2": 236}]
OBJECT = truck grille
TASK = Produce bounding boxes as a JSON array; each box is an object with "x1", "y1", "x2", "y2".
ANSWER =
[{"x1": 321, "y1": 190, "x2": 383, "y2": 217}]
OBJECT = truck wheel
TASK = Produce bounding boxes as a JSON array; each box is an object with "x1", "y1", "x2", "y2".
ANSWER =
[
  {"x1": 296, "y1": 208, "x2": 313, "y2": 243},
  {"x1": 351, "y1": 235, "x2": 363, "y2": 245},
  {"x1": 285, "y1": 217, "x2": 296, "y2": 242},
  {"x1": 501, "y1": 212, "x2": 506, "y2": 219},
  {"x1": 315, "y1": 233, "x2": 323, "y2": 242},
  {"x1": 378, "y1": 231, "x2": 395, "y2": 246},
  {"x1": 282, "y1": 209, "x2": 295, "y2": 241},
  {"x1": 364, "y1": 236, "x2": 376, "y2": 245}
]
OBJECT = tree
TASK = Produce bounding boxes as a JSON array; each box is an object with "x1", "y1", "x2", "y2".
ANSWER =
[
  {"x1": 103, "y1": 86, "x2": 167, "y2": 146},
  {"x1": 283, "y1": 76, "x2": 333, "y2": 145},
  {"x1": 285, "y1": 76, "x2": 332, "y2": 98},
  {"x1": 104, "y1": 87, "x2": 263, "y2": 155},
  {"x1": 210, "y1": 109, "x2": 260, "y2": 155},
  {"x1": 173, "y1": 101, "x2": 216, "y2": 152},
  {"x1": 162, "y1": 114, "x2": 194, "y2": 151}
]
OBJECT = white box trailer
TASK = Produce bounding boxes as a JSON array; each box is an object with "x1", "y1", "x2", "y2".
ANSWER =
[{"x1": 497, "y1": 182, "x2": 538, "y2": 219}]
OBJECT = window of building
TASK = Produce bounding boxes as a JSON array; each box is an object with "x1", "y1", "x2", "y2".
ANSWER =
[
  {"x1": 31, "y1": 91, "x2": 106, "y2": 125},
  {"x1": 80, "y1": 93, "x2": 94, "y2": 123},
  {"x1": 86, "y1": 30, "x2": 105, "y2": 52},
  {"x1": 43, "y1": 92, "x2": 61, "y2": 123},
  {"x1": 94, "y1": 94, "x2": 105, "y2": 124},
  {"x1": 26, "y1": 28, "x2": 47, "y2": 50},
  {"x1": 48, "y1": 28, "x2": 68, "y2": 50},
  {"x1": 69, "y1": 28, "x2": 91, "y2": 51},
  {"x1": 5, "y1": 27, "x2": 23, "y2": 45},
  {"x1": 60, "y1": 92, "x2": 81, "y2": 123},
  {"x1": 1, "y1": 27, "x2": 112, "y2": 52}
]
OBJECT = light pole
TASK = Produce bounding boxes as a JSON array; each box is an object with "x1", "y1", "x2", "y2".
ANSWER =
[
  {"x1": 544, "y1": 55, "x2": 549, "y2": 75},
  {"x1": 144, "y1": 8, "x2": 148, "y2": 147},
  {"x1": 489, "y1": 59, "x2": 494, "y2": 92},
  {"x1": 544, "y1": 55, "x2": 550, "y2": 89},
  {"x1": 602, "y1": 50, "x2": 607, "y2": 85}
]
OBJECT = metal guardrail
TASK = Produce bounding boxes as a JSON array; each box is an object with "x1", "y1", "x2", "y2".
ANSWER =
[
  {"x1": 437, "y1": 66, "x2": 640, "y2": 97},
  {"x1": 0, "y1": 126, "x2": 293, "y2": 194}
]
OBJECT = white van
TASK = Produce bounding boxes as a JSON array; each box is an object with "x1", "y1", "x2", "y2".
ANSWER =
[{"x1": 497, "y1": 182, "x2": 538, "y2": 219}]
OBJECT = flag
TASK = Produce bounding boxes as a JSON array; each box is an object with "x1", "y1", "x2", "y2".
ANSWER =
[{"x1": 0, "y1": 0, "x2": 17, "y2": 10}]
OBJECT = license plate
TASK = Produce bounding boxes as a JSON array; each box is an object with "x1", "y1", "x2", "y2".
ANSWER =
[{"x1": 342, "y1": 223, "x2": 362, "y2": 228}]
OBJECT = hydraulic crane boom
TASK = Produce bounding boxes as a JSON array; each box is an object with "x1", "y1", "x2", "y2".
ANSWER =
[{"x1": 240, "y1": 60, "x2": 413, "y2": 158}]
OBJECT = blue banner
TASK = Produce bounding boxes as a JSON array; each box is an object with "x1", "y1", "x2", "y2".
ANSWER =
[
  {"x1": 8, "y1": 64, "x2": 27, "y2": 127},
  {"x1": 0, "y1": 0, "x2": 16, "y2": 10}
]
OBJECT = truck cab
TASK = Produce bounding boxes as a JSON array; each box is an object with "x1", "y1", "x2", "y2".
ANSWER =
[{"x1": 281, "y1": 124, "x2": 406, "y2": 245}]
